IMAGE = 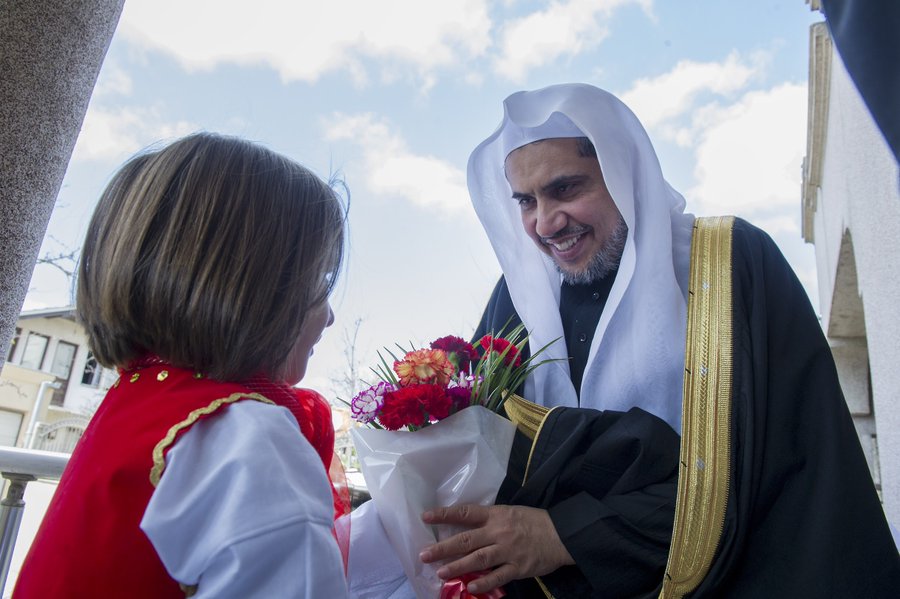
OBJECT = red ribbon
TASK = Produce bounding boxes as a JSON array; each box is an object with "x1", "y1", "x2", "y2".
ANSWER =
[{"x1": 439, "y1": 571, "x2": 505, "y2": 599}]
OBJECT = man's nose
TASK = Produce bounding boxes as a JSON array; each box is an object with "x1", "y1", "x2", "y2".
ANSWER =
[{"x1": 535, "y1": 200, "x2": 566, "y2": 238}]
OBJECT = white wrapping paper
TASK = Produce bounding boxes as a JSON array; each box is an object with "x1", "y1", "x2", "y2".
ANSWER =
[{"x1": 351, "y1": 406, "x2": 516, "y2": 599}]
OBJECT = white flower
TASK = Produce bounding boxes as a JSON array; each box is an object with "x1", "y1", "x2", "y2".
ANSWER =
[
  {"x1": 448, "y1": 372, "x2": 481, "y2": 390},
  {"x1": 351, "y1": 381, "x2": 393, "y2": 423}
]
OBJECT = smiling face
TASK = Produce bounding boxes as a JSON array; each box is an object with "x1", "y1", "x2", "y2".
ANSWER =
[{"x1": 505, "y1": 137, "x2": 627, "y2": 284}]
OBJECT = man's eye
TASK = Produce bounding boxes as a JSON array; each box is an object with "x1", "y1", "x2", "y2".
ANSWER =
[
  {"x1": 516, "y1": 197, "x2": 534, "y2": 208},
  {"x1": 556, "y1": 183, "x2": 575, "y2": 195}
]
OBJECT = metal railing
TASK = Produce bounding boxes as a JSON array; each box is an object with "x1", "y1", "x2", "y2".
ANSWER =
[
  {"x1": 32, "y1": 417, "x2": 88, "y2": 454},
  {"x1": 0, "y1": 447, "x2": 69, "y2": 596}
]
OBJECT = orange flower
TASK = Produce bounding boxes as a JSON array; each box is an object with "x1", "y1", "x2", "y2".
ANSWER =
[{"x1": 394, "y1": 349, "x2": 455, "y2": 386}]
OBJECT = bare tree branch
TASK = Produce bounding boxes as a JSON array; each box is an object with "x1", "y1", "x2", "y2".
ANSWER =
[
  {"x1": 331, "y1": 317, "x2": 364, "y2": 401},
  {"x1": 33, "y1": 236, "x2": 79, "y2": 305}
]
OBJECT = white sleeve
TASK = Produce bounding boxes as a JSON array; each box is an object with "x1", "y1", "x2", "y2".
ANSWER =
[
  {"x1": 346, "y1": 500, "x2": 416, "y2": 599},
  {"x1": 141, "y1": 400, "x2": 348, "y2": 598}
]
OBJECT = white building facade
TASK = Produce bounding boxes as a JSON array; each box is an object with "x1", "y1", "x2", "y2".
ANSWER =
[
  {"x1": 802, "y1": 18, "x2": 900, "y2": 523},
  {"x1": 1, "y1": 308, "x2": 114, "y2": 452}
]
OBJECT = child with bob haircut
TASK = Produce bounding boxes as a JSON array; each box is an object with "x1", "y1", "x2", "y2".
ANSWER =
[{"x1": 15, "y1": 132, "x2": 352, "y2": 598}]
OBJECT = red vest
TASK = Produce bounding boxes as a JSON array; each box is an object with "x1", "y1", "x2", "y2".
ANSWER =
[{"x1": 13, "y1": 364, "x2": 335, "y2": 598}]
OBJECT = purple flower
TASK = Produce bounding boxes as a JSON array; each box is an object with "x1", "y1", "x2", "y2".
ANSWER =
[{"x1": 351, "y1": 381, "x2": 394, "y2": 423}]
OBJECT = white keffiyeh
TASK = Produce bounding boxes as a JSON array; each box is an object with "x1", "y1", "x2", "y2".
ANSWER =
[{"x1": 467, "y1": 83, "x2": 695, "y2": 432}]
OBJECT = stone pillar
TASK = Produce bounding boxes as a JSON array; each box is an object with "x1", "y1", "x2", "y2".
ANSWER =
[{"x1": 0, "y1": 0, "x2": 125, "y2": 367}]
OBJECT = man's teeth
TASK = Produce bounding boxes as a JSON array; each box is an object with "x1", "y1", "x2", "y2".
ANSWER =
[{"x1": 551, "y1": 235, "x2": 581, "y2": 251}]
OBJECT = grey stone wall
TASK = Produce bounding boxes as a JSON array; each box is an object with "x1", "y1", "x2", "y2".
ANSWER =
[{"x1": 0, "y1": 0, "x2": 125, "y2": 366}]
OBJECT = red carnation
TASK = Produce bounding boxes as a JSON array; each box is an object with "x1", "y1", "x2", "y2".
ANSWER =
[
  {"x1": 379, "y1": 384, "x2": 452, "y2": 430},
  {"x1": 430, "y1": 335, "x2": 479, "y2": 373},
  {"x1": 446, "y1": 385, "x2": 473, "y2": 412},
  {"x1": 478, "y1": 335, "x2": 522, "y2": 367},
  {"x1": 421, "y1": 384, "x2": 453, "y2": 421},
  {"x1": 379, "y1": 387, "x2": 426, "y2": 430}
]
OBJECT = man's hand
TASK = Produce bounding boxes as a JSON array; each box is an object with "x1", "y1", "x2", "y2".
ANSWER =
[{"x1": 418, "y1": 504, "x2": 575, "y2": 594}]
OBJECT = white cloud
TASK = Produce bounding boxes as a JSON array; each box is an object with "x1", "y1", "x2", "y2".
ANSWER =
[
  {"x1": 465, "y1": 71, "x2": 486, "y2": 86},
  {"x1": 119, "y1": 0, "x2": 491, "y2": 86},
  {"x1": 615, "y1": 50, "x2": 805, "y2": 219},
  {"x1": 323, "y1": 113, "x2": 470, "y2": 217},
  {"x1": 620, "y1": 51, "x2": 762, "y2": 133},
  {"x1": 93, "y1": 64, "x2": 134, "y2": 98},
  {"x1": 621, "y1": 57, "x2": 813, "y2": 300},
  {"x1": 492, "y1": 0, "x2": 652, "y2": 82},
  {"x1": 71, "y1": 103, "x2": 197, "y2": 163},
  {"x1": 74, "y1": 60, "x2": 197, "y2": 164},
  {"x1": 749, "y1": 214, "x2": 804, "y2": 236},
  {"x1": 686, "y1": 82, "x2": 808, "y2": 217}
]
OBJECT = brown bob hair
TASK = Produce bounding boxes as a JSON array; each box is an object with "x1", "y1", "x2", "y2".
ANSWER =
[{"x1": 77, "y1": 132, "x2": 346, "y2": 381}]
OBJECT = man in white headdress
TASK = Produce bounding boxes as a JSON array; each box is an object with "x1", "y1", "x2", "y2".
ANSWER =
[{"x1": 419, "y1": 84, "x2": 899, "y2": 598}]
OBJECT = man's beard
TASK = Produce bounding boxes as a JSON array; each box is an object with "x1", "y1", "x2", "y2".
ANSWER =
[{"x1": 555, "y1": 217, "x2": 628, "y2": 285}]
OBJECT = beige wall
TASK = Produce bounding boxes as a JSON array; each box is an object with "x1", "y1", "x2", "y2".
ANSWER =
[
  {"x1": 8, "y1": 315, "x2": 108, "y2": 415},
  {"x1": 0, "y1": 363, "x2": 56, "y2": 446},
  {"x1": 1, "y1": 313, "x2": 111, "y2": 451}
]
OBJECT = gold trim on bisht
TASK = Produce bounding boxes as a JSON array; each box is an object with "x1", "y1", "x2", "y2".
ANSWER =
[
  {"x1": 659, "y1": 216, "x2": 735, "y2": 599},
  {"x1": 149, "y1": 392, "x2": 275, "y2": 487},
  {"x1": 503, "y1": 393, "x2": 559, "y2": 483},
  {"x1": 503, "y1": 393, "x2": 558, "y2": 599},
  {"x1": 503, "y1": 392, "x2": 550, "y2": 440},
  {"x1": 535, "y1": 575, "x2": 557, "y2": 599}
]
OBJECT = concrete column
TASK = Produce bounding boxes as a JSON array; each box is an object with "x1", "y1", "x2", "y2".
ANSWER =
[{"x1": 0, "y1": 0, "x2": 125, "y2": 366}]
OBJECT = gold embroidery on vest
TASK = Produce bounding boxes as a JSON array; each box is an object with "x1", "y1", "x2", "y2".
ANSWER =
[
  {"x1": 149, "y1": 392, "x2": 276, "y2": 487},
  {"x1": 659, "y1": 215, "x2": 734, "y2": 598}
]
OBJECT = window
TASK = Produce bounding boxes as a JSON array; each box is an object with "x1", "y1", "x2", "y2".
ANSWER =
[
  {"x1": 0, "y1": 409, "x2": 23, "y2": 447},
  {"x1": 20, "y1": 333, "x2": 49, "y2": 370},
  {"x1": 50, "y1": 341, "x2": 77, "y2": 379},
  {"x1": 46, "y1": 342, "x2": 77, "y2": 407},
  {"x1": 6, "y1": 328, "x2": 20, "y2": 362},
  {"x1": 81, "y1": 352, "x2": 102, "y2": 387}
]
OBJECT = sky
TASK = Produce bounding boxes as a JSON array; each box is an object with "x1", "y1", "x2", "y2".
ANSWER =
[{"x1": 25, "y1": 0, "x2": 823, "y2": 402}]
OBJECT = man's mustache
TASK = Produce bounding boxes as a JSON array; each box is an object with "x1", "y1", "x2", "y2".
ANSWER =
[{"x1": 540, "y1": 225, "x2": 591, "y2": 244}]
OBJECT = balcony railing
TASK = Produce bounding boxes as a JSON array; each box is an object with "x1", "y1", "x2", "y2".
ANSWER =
[{"x1": 0, "y1": 447, "x2": 68, "y2": 597}]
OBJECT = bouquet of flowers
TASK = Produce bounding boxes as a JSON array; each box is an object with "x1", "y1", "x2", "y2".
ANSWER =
[
  {"x1": 349, "y1": 327, "x2": 555, "y2": 599},
  {"x1": 350, "y1": 329, "x2": 543, "y2": 430}
]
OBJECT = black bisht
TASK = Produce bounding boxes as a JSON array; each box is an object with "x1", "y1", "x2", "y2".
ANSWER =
[
  {"x1": 475, "y1": 219, "x2": 900, "y2": 598},
  {"x1": 497, "y1": 406, "x2": 679, "y2": 599}
]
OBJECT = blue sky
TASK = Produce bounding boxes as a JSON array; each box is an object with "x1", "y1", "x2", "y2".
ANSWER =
[{"x1": 27, "y1": 0, "x2": 822, "y2": 400}]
